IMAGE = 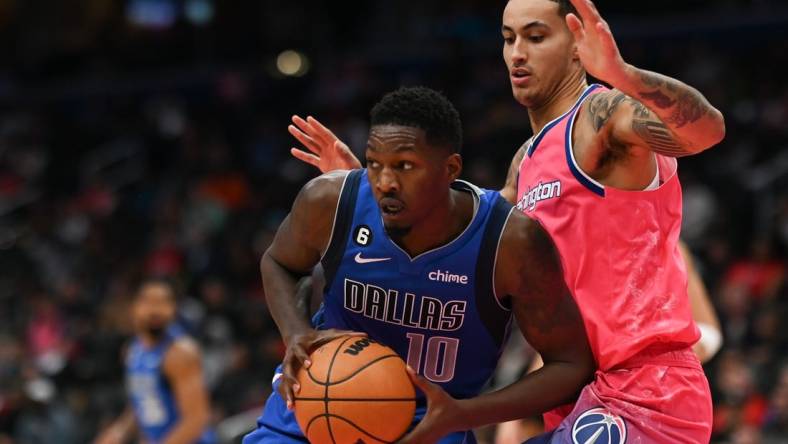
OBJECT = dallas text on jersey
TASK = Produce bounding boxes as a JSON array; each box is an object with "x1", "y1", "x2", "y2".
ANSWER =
[{"x1": 343, "y1": 278, "x2": 467, "y2": 331}]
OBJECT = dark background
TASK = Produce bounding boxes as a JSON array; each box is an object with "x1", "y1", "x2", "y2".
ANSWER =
[{"x1": 0, "y1": 1, "x2": 786, "y2": 443}]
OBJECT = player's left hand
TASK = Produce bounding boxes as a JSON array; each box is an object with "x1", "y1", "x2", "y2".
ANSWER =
[
  {"x1": 397, "y1": 366, "x2": 468, "y2": 444},
  {"x1": 288, "y1": 115, "x2": 362, "y2": 173},
  {"x1": 565, "y1": 0, "x2": 630, "y2": 84}
]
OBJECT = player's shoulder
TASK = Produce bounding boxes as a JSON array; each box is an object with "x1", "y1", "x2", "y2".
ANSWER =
[
  {"x1": 494, "y1": 210, "x2": 565, "y2": 299},
  {"x1": 163, "y1": 337, "x2": 202, "y2": 374},
  {"x1": 578, "y1": 87, "x2": 622, "y2": 114},
  {"x1": 296, "y1": 170, "x2": 353, "y2": 209},
  {"x1": 578, "y1": 86, "x2": 639, "y2": 125},
  {"x1": 497, "y1": 210, "x2": 556, "y2": 266}
]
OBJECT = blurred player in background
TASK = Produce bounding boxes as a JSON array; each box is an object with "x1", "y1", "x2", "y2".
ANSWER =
[
  {"x1": 681, "y1": 242, "x2": 723, "y2": 364},
  {"x1": 94, "y1": 278, "x2": 215, "y2": 444},
  {"x1": 244, "y1": 87, "x2": 594, "y2": 444},
  {"x1": 285, "y1": 0, "x2": 726, "y2": 441}
]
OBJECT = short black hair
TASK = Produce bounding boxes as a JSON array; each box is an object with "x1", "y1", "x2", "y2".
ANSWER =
[
  {"x1": 550, "y1": 0, "x2": 578, "y2": 17},
  {"x1": 508, "y1": 0, "x2": 578, "y2": 18},
  {"x1": 370, "y1": 86, "x2": 463, "y2": 154}
]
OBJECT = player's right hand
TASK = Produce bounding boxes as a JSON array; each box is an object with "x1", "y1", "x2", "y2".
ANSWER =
[
  {"x1": 92, "y1": 428, "x2": 124, "y2": 444},
  {"x1": 288, "y1": 115, "x2": 362, "y2": 173},
  {"x1": 279, "y1": 328, "x2": 366, "y2": 409}
]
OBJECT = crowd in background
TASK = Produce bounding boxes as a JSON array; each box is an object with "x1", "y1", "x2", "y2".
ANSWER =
[{"x1": 0, "y1": 1, "x2": 786, "y2": 443}]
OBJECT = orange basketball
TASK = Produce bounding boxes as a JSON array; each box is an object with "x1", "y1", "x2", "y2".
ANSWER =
[{"x1": 293, "y1": 335, "x2": 416, "y2": 443}]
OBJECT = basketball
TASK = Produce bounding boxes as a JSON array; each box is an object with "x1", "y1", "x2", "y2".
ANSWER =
[{"x1": 293, "y1": 336, "x2": 416, "y2": 443}]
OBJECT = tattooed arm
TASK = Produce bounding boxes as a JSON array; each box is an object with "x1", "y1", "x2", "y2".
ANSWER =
[
  {"x1": 566, "y1": 0, "x2": 725, "y2": 157},
  {"x1": 607, "y1": 70, "x2": 725, "y2": 156},
  {"x1": 500, "y1": 144, "x2": 527, "y2": 204}
]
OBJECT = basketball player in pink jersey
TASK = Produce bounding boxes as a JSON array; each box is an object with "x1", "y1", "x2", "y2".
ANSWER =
[{"x1": 285, "y1": 0, "x2": 725, "y2": 442}]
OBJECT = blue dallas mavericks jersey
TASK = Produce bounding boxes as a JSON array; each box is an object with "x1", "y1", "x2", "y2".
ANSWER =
[
  {"x1": 249, "y1": 169, "x2": 514, "y2": 443},
  {"x1": 126, "y1": 326, "x2": 216, "y2": 444},
  {"x1": 316, "y1": 169, "x2": 514, "y2": 400}
]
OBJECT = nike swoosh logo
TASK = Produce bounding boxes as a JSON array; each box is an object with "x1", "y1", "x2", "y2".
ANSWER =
[{"x1": 354, "y1": 252, "x2": 391, "y2": 264}]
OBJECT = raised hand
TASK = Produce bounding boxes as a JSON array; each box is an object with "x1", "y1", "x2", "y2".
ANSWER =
[
  {"x1": 278, "y1": 329, "x2": 366, "y2": 409},
  {"x1": 566, "y1": 0, "x2": 629, "y2": 84},
  {"x1": 397, "y1": 367, "x2": 467, "y2": 444},
  {"x1": 288, "y1": 115, "x2": 362, "y2": 173}
]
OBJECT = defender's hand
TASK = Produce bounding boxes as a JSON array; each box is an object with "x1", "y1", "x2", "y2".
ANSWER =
[
  {"x1": 279, "y1": 329, "x2": 366, "y2": 409},
  {"x1": 397, "y1": 367, "x2": 467, "y2": 444},
  {"x1": 289, "y1": 115, "x2": 362, "y2": 173},
  {"x1": 566, "y1": 0, "x2": 629, "y2": 84}
]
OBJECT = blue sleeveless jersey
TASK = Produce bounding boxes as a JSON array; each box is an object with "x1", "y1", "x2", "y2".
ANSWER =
[
  {"x1": 316, "y1": 169, "x2": 514, "y2": 400},
  {"x1": 247, "y1": 170, "x2": 514, "y2": 444},
  {"x1": 126, "y1": 326, "x2": 216, "y2": 444}
]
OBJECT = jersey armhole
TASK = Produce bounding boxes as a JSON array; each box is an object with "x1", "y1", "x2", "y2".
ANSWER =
[
  {"x1": 474, "y1": 195, "x2": 515, "y2": 348},
  {"x1": 565, "y1": 89, "x2": 607, "y2": 197},
  {"x1": 320, "y1": 169, "x2": 364, "y2": 290}
]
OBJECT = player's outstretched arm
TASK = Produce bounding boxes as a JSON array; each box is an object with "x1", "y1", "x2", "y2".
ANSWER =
[
  {"x1": 679, "y1": 241, "x2": 723, "y2": 363},
  {"x1": 566, "y1": 0, "x2": 725, "y2": 156},
  {"x1": 289, "y1": 115, "x2": 362, "y2": 172},
  {"x1": 93, "y1": 406, "x2": 136, "y2": 444},
  {"x1": 262, "y1": 171, "x2": 365, "y2": 408},
  {"x1": 161, "y1": 340, "x2": 211, "y2": 444},
  {"x1": 398, "y1": 212, "x2": 593, "y2": 443},
  {"x1": 94, "y1": 347, "x2": 137, "y2": 444}
]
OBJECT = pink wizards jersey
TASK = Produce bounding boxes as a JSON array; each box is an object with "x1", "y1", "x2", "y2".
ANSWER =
[{"x1": 515, "y1": 84, "x2": 699, "y2": 371}]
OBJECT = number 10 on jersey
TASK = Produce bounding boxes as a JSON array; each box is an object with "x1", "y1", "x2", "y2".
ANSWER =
[{"x1": 405, "y1": 333, "x2": 459, "y2": 383}]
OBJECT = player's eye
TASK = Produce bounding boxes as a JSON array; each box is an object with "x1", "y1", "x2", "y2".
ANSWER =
[
  {"x1": 367, "y1": 160, "x2": 381, "y2": 169},
  {"x1": 528, "y1": 35, "x2": 545, "y2": 43},
  {"x1": 503, "y1": 36, "x2": 514, "y2": 44},
  {"x1": 400, "y1": 162, "x2": 414, "y2": 171}
]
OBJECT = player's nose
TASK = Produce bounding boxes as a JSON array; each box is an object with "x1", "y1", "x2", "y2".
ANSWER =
[
  {"x1": 375, "y1": 168, "x2": 400, "y2": 193},
  {"x1": 510, "y1": 36, "x2": 528, "y2": 65}
]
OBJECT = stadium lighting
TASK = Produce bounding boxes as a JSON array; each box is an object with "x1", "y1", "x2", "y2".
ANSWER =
[
  {"x1": 185, "y1": 0, "x2": 214, "y2": 26},
  {"x1": 276, "y1": 50, "x2": 310, "y2": 77}
]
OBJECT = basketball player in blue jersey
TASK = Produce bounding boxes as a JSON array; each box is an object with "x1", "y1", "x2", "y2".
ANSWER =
[
  {"x1": 94, "y1": 278, "x2": 215, "y2": 444},
  {"x1": 243, "y1": 87, "x2": 594, "y2": 444}
]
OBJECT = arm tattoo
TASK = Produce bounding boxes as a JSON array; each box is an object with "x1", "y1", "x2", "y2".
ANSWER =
[
  {"x1": 587, "y1": 90, "x2": 692, "y2": 157},
  {"x1": 501, "y1": 145, "x2": 527, "y2": 203},
  {"x1": 637, "y1": 70, "x2": 709, "y2": 129},
  {"x1": 639, "y1": 90, "x2": 675, "y2": 109},
  {"x1": 631, "y1": 119, "x2": 686, "y2": 156},
  {"x1": 586, "y1": 93, "x2": 628, "y2": 131}
]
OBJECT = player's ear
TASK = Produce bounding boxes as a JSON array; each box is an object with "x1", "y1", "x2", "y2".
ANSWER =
[{"x1": 446, "y1": 153, "x2": 462, "y2": 182}]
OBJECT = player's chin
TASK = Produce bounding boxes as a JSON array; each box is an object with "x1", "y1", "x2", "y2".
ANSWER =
[
  {"x1": 512, "y1": 87, "x2": 533, "y2": 107},
  {"x1": 144, "y1": 318, "x2": 169, "y2": 331},
  {"x1": 383, "y1": 220, "x2": 412, "y2": 238}
]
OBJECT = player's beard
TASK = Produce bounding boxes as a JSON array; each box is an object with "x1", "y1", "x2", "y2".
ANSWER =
[
  {"x1": 145, "y1": 324, "x2": 168, "y2": 341},
  {"x1": 384, "y1": 224, "x2": 411, "y2": 238}
]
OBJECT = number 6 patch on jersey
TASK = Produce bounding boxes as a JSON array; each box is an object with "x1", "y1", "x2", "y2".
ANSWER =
[{"x1": 353, "y1": 225, "x2": 372, "y2": 246}]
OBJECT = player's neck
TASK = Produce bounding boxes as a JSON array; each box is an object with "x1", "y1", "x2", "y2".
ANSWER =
[
  {"x1": 138, "y1": 331, "x2": 166, "y2": 347},
  {"x1": 391, "y1": 188, "x2": 473, "y2": 257},
  {"x1": 138, "y1": 335, "x2": 158, "y2": 347},
  {"x1": 528, "y1": 76, "x2": 588, "y2": 135}
]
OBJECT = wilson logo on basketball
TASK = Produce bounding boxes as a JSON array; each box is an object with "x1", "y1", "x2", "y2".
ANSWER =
[
  {"x1": 343, "y1": 338, "x2": 376, "y2": 356},
  {"x1": 293, "y1": 336, "x2": 415, "y2": 443}
]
